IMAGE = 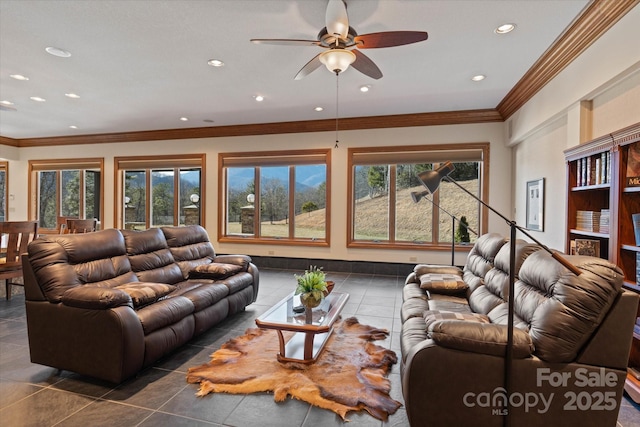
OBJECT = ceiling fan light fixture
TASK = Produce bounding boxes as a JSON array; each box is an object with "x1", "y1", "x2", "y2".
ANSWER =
[{"x1": 319, "y1": 49, "x2": 356, "y2": 74}]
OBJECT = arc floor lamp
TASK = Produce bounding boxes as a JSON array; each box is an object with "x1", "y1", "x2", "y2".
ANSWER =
[{"x1": 414, "y1": 161, "x2": 581, "y2": 427}]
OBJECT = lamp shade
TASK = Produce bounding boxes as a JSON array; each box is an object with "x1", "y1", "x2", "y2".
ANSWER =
[
  {"x1": 416, "y1": 161, "x2": 455, "y2": 194},
  {"x1": 319, "y1": 49, "x2": 356, "y2": 74}
]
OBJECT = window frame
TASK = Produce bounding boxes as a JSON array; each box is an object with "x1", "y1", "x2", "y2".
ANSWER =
[
  {"x1": 27, "y1": 158, "x2": 105, "y2": 232},
  {"x1": 218, "y1": 149, "x2": 331, "y2": 247},
  {"x1": 114, "y1": 154, "x2": 206, "y2": 229},
  {"x1": 347, "y1": 143, "x2": 490, "y2": 250},
  {"x1": 0, "y1": 161, "x2": 7, "y2": 221}
]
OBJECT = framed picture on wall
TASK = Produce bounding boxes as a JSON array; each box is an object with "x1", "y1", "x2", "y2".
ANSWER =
[{"x1": 526, "y1": 178, "x2": 545, "y2": 231}]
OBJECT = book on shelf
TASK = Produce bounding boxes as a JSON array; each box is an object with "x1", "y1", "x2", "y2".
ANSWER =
[
  {"x1": 633, "y1": 213, "x2": 640, "y2": 246},
  {"x1": 599, "y1": 209, "x2": 610, "y2": 234},
  {"x1": 574, "y1": 239, "x2": 600, "y2": 257},
  {"x1": 630, "y1": 367, "x2": 640, "y2": 381},
  {"x1": 628, "y1": 142, "x2": 640, "y2": 187},
  {"x1": 576, "y1": 210, "x2": 601, "y2": 232},
  {"x1": 636, "y1": 252, "x2": 639, "y2": 285}
]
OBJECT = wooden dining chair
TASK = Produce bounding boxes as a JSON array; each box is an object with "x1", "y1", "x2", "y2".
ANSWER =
[
  {"x1": 57, "y1": 216, "x2": 77, "y2": 234},
  {"x1": 0, "y1": 221, "x2": 38, "y2": 300},
  {"x1": 65, "y1": 218, "x2": 97, "y2": 234}
]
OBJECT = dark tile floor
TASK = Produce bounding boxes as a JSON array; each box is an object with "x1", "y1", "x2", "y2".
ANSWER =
[{"x1": 1, "y1": 269, "x2": 638, "y2": 426}]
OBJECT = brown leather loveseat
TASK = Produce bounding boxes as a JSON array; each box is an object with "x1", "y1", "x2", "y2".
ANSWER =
[
  {"x1": 22, "y1": 225, "x2": 259, "y2": 383},
  {"x1": 401, "y1": 233, "x2": 638, "y2": 426}
]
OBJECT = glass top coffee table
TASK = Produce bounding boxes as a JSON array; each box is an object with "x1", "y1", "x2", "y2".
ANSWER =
[{"x1": 255, "y1": 291, "x2": 349, "y2": 364}]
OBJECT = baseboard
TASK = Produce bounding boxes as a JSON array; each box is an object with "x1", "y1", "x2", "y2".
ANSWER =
[{"x1": 248, "y1": 255, "x2": 416, "y2": 277}]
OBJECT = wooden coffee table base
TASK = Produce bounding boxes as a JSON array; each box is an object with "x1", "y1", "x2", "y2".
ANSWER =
[
  {"x1": 255, "y1": 291, "x2": 349, "y2": 365},
  {"x1": 275, "y1": 328, "x2": 333, "y2": 364}
]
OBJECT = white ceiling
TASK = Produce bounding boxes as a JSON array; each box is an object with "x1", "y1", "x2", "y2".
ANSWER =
[{"x1": 0, "y1": 0, "x2": 590, "y2": 139}]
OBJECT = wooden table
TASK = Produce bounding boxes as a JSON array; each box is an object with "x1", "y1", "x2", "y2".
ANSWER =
[{"x1": 255, "y1": 291, "x2": 349, "y2": 364}]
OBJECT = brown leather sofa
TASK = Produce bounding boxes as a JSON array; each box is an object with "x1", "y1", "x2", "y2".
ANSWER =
[
  {"x1": 22, "y1": 225, "x2": 259, "y2": 383},
  {"x1": 401, "y1": 233, "x2": 638, "y2": 427}
]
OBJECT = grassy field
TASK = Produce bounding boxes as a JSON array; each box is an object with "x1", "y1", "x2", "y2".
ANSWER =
[{"x1": 227, "y1": 180, "x2": 479, "y2": 242}]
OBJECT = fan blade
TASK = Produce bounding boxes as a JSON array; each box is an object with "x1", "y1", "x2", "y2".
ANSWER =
[
  {"x1": 251, "y1": 38, "x2": 321, "y2": 46},
  {"x1": 351, "y1": 50, "x2": 382, "y2": 80},
  {"x1": 326, "y1": 0, "x2": 349, "y2": 40},
  {"x1": 355, "y1": 31, "x2": 428, "y2": 49},
  {"x1": 294, "y1": 53, "x2": 323, "y2": 80}
]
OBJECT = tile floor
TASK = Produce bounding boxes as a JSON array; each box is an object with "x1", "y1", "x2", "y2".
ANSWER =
[{"x1": 1, "y1": 269, "x2": 638, "y2": 426}]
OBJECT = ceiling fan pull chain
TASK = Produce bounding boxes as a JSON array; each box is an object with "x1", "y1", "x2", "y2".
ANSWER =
[{"x1": 335, "y1": 72, "x2": 340, "y2": 149}]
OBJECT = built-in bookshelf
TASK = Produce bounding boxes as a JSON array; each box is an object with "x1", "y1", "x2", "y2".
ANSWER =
[{"x1": 565, "y1": 122, "x2": 640, "y2": 403}]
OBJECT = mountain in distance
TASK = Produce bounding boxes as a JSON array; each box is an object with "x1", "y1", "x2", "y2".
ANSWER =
[{"x1": 228, "y1": 165, "x2": 326, "y2": 190}]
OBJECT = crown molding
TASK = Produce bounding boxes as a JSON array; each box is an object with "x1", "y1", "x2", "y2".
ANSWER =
[
  {"x1": 2, "y1": 0, "x2": 636, "y2": 148},
  {"x1": 497, "y1": 0, "x2": 639, "y2": 120},
  {"x1": 4, "y1": 109, "x2": 502, "y2": 148}
]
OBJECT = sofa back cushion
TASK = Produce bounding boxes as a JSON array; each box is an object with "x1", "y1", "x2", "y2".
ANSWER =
[
  {"x1": 161, "y1": 225, "x2": 216, "y2": 279},
  {"x1": 511, "y1": 251, "x2": 623, "y2": 363},
  {"x1": 469, "y1": 240, "x2": 540, "y2": 316},
  {"x1": 27, "y1": 229, "x2": 137, "y2": 303},
  {"x1": 121, "y1": 228, "x2": 184, "y2": 285},
  {"x1": 462, "y1": 233, "x2": 507, "y2": 292}
]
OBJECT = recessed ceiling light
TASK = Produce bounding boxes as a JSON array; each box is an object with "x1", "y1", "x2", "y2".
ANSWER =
[
  {"x1": 254, "y1": 95, "x2": 264, "y2": 102},
  {"x1": 10, "y1": 74, "x2": 29, "y2": 81},
  {"x1": 180, "y1": 117, "x2": 189, "y2": 121},
  {"x1": 471, "y1": 74, "x2": 486, "y2": 81},
  {"x1": 65, "y1": 93, "x2": 80, "y2": 99},
  {"x1": 495, "y1": 23, "x2": 516, "y2": 34},
  {"x1": 30, "y1": 96, "x2": 46, "y2": 102},
  {"x1": 359, "y1": 85, "x2": 371, "y2": 93},
  {"x1": 69, "y1": 125, "x2": 78, "y2": 129},
  {"x1": 314, "y1": 107, "x2": 324, "y2": 112},
  {"x1": 0, "y1": 100, "x2": 14, "y2": 106},
  {"x1": 207, "y1": 59, "x2": 224, "y2": 67},
  {"x1": 45, "y1": 46, "x2": 72, "y2": 58}
]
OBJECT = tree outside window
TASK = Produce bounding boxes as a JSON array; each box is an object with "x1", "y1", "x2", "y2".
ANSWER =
[{"x1": 220, "y1": 150, "x2": 330, "y2": 245}]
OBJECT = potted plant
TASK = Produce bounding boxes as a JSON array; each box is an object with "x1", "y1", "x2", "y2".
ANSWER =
[{"x1": 294, "y1": 266, "x2": 330, "y2": 309}]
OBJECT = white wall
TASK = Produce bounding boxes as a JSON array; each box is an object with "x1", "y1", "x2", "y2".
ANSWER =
[
  {"x1": 509, "y1": 6, "x2": 640, "y2": 251},
  {"x1": 6, "y1": 122, "x2": 509, "y2": 266}
]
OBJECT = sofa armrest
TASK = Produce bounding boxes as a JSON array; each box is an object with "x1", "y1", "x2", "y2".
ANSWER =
[
  {"x1": 61, "y1": 286, "x2": 133, "y2": 310},
  {"x1": 213, "y1": 254, "x2": 251, "y2": 271},
  {"x1": 428, "y1": 321, "x2": 534, "y2": 358}
]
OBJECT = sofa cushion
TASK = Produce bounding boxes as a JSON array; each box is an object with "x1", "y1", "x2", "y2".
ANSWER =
[
  {"x1": 121, "y1": 228, "x2": 184, "y2": 285},
  {"x1": 423, "y1": 310, "x2": 489, "y2": 330},
  {"x1": 136, "y1": 296, "x2": 195, "y2": 335},
  {"x1": 115, "y1": 282, "x2": 176, "y2": 308},
  {"x1": 162, "y1": 225, "x2": 216, "y2": 279},
  {"x1": 462, "y1": 233, "x2": 507, "y2": 292},
  {"x1": 513, "y1": 251, "x2": 623, "y2": 363},
  {"x1": 419, "y1": 273, "x2": 467, "y2": 294},
  {"x1": 189, "y1": 263, "x2": 243, "y2": 280},
  {"x1": 26, "y1": 229, "x2": 137, "y2": 303},
  {"x1": 428, "y1": 321, "x2": 534, "y2": 359}
]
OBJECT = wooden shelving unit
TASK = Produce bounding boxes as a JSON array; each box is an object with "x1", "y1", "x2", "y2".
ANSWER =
[{"x1": 565, "y1": 122, "x2": 640, "y2": 403}]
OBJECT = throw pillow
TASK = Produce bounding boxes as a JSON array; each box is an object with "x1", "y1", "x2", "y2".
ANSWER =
[
  {"x1": 419, "y1": 273, "x2": 467, "y2": 294},
  {"x1": 189, "y1": 262, "x2": 243, "y2": 280},
  {"x1": 115, "y1": 282, "x2": 176, "y2": 308},
  {"x1": 424, "y1": 309, "x2": 490, "y2": 330}
]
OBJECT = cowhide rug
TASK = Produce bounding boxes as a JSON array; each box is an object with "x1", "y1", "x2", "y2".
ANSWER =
[{"x1": 186, "y1": 317, "x2": 401, "y2": 421}]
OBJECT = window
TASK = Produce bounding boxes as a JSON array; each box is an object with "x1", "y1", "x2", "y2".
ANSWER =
[
  {"x1": 116, "y1": 155, "x2": 205, "y2": 229},
  {"x1": 219, "y1": 149, "x2": 330, "y2": 245},
  {"x1": 0, "y1": 161, "x2": 7, "y2": 222},
  {"x1": 28, "y1": 158, "x2": 104, "y2": 231},
  {"x1": 348, "y1": 144, "x2": 489, "y2": 249}
]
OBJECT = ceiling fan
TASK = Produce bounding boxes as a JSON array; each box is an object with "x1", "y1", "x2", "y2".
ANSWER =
[{"x1": 250, "y1": 0, "x2": 428, "y2": 80}]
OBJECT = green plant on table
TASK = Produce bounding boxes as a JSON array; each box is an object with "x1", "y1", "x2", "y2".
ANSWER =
[{"x1": 294, "y1": 265, "x2": 327, "y2": 303}]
